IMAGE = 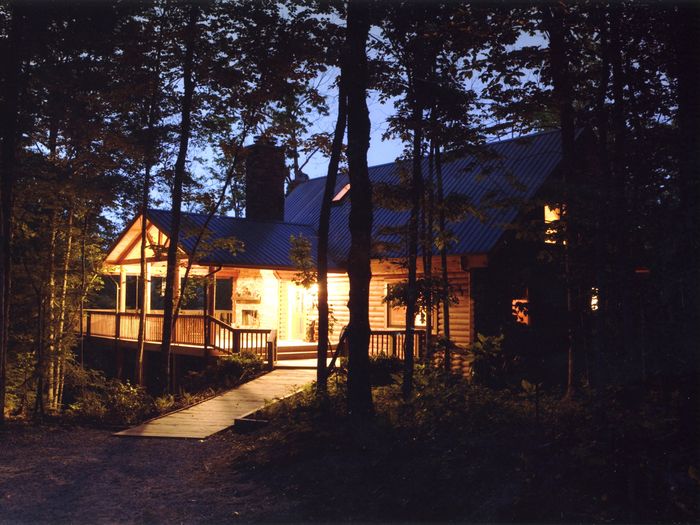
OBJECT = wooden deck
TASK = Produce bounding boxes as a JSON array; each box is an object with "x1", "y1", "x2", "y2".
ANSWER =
[{"x1": 115, "y1": 369, "x2": 315, "y2": 439}]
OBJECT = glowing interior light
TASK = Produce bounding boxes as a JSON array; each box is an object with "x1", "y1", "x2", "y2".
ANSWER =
[
  {"x1": 544, "y1": 205, "x2": 563, "y2": 245},
  {"x1": 332, "y1": 183, "x2": 350, "y2": 202},
  {"x1": 590, "y1": 287, "x2": 599, "y2": 311},
  {"x1": 511, "y1": 298, "x2": 529, "y2": 325}
]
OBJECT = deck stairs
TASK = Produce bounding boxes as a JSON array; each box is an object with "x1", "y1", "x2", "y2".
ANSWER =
[{"x1": 276, "y1": 342, "x2": 327, "y2": 360}]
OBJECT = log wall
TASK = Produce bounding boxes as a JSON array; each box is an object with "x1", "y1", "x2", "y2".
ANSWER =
[{"x1": 326, "y1": 257, "x2": 473, "y2": 348}]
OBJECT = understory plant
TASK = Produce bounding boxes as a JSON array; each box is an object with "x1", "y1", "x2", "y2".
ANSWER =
[{"x1": 181, "y1": 351, "x2": 263, "y2": 393}]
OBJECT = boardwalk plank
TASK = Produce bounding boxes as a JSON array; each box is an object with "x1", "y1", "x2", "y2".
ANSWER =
[{"x1": 115, "y1": 369, "x2": 315, "y2": 439}]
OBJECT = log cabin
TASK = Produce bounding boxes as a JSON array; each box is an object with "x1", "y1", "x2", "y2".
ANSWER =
[{"x1": 84, "y1": 129, "x2": 585, "y2": 374}]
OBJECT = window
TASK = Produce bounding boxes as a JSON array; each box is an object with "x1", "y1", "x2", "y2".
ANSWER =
[
  {"x1": 590, "y1": 287, "x2": 599, "y2": 312},
  {"x1": 511, "y1": 298, "x2": 529, "y2": 325},
  {"x1": 512, "y1": 288, "x2": 529, "y2": 325},
  {"x1": 385, "y1": 282, "x2": 427, "y2": 328},
  {"x1": 386, "y1": 302, "x2": 427, "y2": 328},
  {"x1": 544, "y1": 204, "x2": 564, "y2": 245},
  {"x1": 332, "y1": 183, "x2": 350, "y2": 203}
]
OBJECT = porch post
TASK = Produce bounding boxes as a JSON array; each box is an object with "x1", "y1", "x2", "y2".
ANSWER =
[
  {"x1": 207, "y1": 267, "x2": 216, "y2": 317},
  {"x1": 144, "y1": 262, "x2": 152, "y2": 314},
  {"x1": 173, "y1": 264, "x2": 181, "y2": 308},
  {"x1": 118, "y1": 266, "x2": 127, "y2": 312}
]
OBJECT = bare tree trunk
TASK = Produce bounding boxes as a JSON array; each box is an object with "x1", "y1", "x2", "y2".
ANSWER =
[
  {"x1": 0, "y1": 4, "x2": 22, "y2": 425},
  {"x1": 592, "y1": 4, "x2": 610, "y2": 387},
  {"x1": 159, "y1": 5, "x2": 198, "y2": 394},
  {"x1": 33, "y1": 293, "x2": 46, "y2": 418},
  {"x1": 79, "y1": 213, "x2": 88, "y2": 367},
  {"x1": 46, "y1": 211, "x2": 59, "y2": 409},
  {"x1": 423, "y1": 143, "x2": 435, "y2": 360},
  {"x1": 345, "y1": 0, "x2": 373, "y2": 417},
  {"x1": 435, "y1": 144, "x2": 451, "y2": 372},
  {"x1": 54, "y1": 208, "x2": 74, "y2": 409},
  {"x1": 317, "y1": 70, "x2": 347, "y2": 396},
  {"x1": 403, "y1": 98, "x2": 424, "y2": 401},
  {"x1": 673, "y1": 3, "x2": 700, "y2": 370},
  {"x1": 542, "y1": 5, "x2": 577, "y2": 399},
  {"x1": 136, "y1": 167, "x2": 151, "y2": 386}
]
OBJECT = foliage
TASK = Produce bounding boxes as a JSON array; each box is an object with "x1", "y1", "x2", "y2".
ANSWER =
[
  {"x1": 246, "y1": 366, "x2": 699, "y2": 523},
  {"x1": 367, "y1": 353, "x2": 403, "y2": 386},
  {"x1": 466, "y1": 333, "x2": 515, "y2": 388},
  {"x1": 181, "y1": 351, "x2": 263, "y2": 393},
  {"x1": 384, "y1": 276, "x2": 460, "y2": 315},
  {"x1": 64, "y1": 363, "x2": 153, "y2": 426},
  {"x1": 289, "y1": 234, "x2": 317, "y2": 288}
]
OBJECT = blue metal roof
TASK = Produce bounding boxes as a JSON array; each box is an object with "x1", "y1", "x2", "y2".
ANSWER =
[
  {"x1": 285, "y1": 129, "x2": 568, "y2": 263},
  {"x1": 146, "y1": 209, "x2": 341, "y2": 270}
]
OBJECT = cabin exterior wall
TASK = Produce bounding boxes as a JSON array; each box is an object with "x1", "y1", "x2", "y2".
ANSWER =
[{"x1": 326, "y1": 256, "x2": 474, "y2": 348}]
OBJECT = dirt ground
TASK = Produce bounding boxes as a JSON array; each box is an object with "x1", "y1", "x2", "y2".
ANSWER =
[{"x1": 0, "y1": 423, "x2": 300, "y2": 524}]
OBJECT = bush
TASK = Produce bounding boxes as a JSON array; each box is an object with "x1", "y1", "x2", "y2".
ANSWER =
[
  {"x1": 181, "y1": 351, "x2": 263, "y2": 393},
  {"x1": 368, "y1": 353, "x2": 403, "y2": 386},
  {"x1": 466, "y1": 333, "x2": 516, "y2": 388},
  {"x1": 65, "y1": 364, "x2": 153, "y2": 426}
]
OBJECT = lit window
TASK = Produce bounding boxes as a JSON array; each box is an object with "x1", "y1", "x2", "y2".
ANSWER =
[
  {"x1": 544, "y1": 204, "x2": 563, "y2": 245},
  {"x1": 590, "y1": 287, "x2": 599, "y2": 311},
  {"x1": 385, "y1": 283, "x2": 427, "y2": 328},
  {"x1": 332, "y1": 183, "x2": 350, "y2": 203},
  {"x1": 387, "y1": 303, "x2": 426, "y2": 328},
  {"x1": 511, "y1": 298, "x2": 529, "y2": 325}
]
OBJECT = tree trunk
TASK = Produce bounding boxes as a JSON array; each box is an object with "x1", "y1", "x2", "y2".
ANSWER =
[
  {"x1": 435, "y1": 144, "x2": 451, "y2": 372},
  {"x1": 159, "y1": 5, "x2": 198, "y2": 394},
  {"x1": 542, "y1": 5, "x2": 577, "y2": 399},
  {"x1": 608, "y1": 8, "x2": 633, "y2": 379},
  {"x1": 403, "y1": 97, "x2": 424, "y2": 401},
  {"x1": 592, "y1": 4, "x2": 610, "y2": 388},
  {"x1": 136, "y1": 167, "x2": 151, "y2": 386},
  {"x1": 422, "y1": 144, "x2": 435, "y2": 361},
  {"x1": 317, "y1": 70, "x2": 347, "y2": 396},
  {"x1": 673, "y1": 3, "x2": 700, "y2": 373},
  {"x1": 54, "y1": 208, "x2": 74, "y2": 409},
  {"x1": 0, "y1": 4, "x2": 22, "y2": 425},
  {"x1": 345, "y1": 0, "x2": 373, "y2": 417},
  {"x1": 79, "y1": 213, "x2": 87, "y2": 367},
  {"x1": 46, "y1": 210, "x2": 59, "y2": 409}
]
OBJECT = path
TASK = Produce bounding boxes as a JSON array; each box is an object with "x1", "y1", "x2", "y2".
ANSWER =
[{"x1": 116, "y1": 368, "x2": 315, "y2": 439}]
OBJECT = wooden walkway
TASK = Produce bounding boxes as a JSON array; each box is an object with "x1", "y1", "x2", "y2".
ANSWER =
[{"x1": 115, "y1": 369, "x2": 315, "y2": 439}]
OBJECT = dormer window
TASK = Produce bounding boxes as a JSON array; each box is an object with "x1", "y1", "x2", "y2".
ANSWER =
[{"x1": 332, "y1": 183, "x2": 350, "y2": 203}]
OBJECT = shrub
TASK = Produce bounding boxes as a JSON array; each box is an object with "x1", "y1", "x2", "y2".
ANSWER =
[
  {"x1": 466, "y1": 333, "x2": 512, "y2": 388},
  {"x1": 154, "y1": 394, "x2": 175, "y2": 413},
  {"x1": 181, "y1": 351, "x2": 263, "y2": 392},
  {"x1": 368, "y1": 353, "x2": 403, "y2": 386},
  {"x1": 65, "y1": 364, "x2": 153, "y2": 426}
]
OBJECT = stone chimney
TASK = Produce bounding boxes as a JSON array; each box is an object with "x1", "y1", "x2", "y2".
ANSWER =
[{"x1": 245, "y1": 136, "x2": 288, "y2": 221}]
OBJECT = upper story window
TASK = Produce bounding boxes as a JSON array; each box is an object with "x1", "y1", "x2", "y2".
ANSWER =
[{"x1": 332, "y1": 183, "x2": 351, "y2": 203}]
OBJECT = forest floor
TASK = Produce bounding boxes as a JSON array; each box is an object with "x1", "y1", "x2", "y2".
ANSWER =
[
  {"x1": 0, "y1": 423, "x2": 299, "y2": 523},
  {"x1": 0, "y1": 376, "x2": 699, "y2": 523}
]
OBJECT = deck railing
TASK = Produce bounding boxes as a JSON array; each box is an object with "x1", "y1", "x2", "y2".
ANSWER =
[
  {"x1": 368, "y1": 329, "x2": 425, "y2": 359},
  {"x1": 83, "y1": 310, "x2": 276, "y2": 362},
  {"x1": 330, "y1": 327, "x2": 425, "y2": 362}
]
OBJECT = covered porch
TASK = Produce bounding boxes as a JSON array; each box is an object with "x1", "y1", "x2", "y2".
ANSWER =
[{"x1": 88, "y1": 210, "x2": 425, "y2": 366}]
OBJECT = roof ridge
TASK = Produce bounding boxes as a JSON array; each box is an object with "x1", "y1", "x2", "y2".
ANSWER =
[
  {"x1": 147, "y1": 208, "x2": 315, "y2": 228},
  {"x1": 289, "y1": 128, "x2": 562, "y2": 184}
]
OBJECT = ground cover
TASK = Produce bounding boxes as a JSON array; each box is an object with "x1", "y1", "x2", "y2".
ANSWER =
[{"x1": 0, "y1": 366, "x2": 698, "y2": 523}]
